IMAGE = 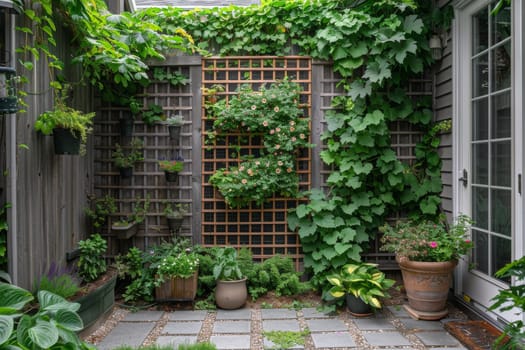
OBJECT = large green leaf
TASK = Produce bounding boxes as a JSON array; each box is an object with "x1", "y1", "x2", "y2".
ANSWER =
[
  {"x1": 0, "y1": 283, "x2": 33, "y2": 311},
  {"x1": 38, "y1": 290, "x2": 79, "y2": 313},
  {"x1": 0, "y1": 315, "x2": 14, "y2": 345},
  {"x1": 363, "y1": 58, "x2": 391, "y2": 84},
  {"x1": 314, "y1": 214, "x2": 344, "y2": 228},
  {"x1": 334, "y1": 243, "x2": 351, "y2": 255},
  {"x1": 403, "y1": 15, "x2": 423, "y2": 34},
  {"x1": 54, "y1": 310, "x2": 83, "y2": 332},
  {"x1": 298, "y1": 224, "x2": 317, "y2": 238},
  {"x1": 28, "y1": 320, "x2": 59, "y2": 348}
]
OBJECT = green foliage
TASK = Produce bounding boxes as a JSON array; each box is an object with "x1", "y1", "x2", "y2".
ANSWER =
[
  {"x1": 77, "y1": 234, "x2": 107, "y2": 283},
  {"x1": 158, "y1": 160, "x2": 184, "y2": 173},
  {"x1": 153, "y1": 68, "x2": 189, "y2": 87},
  {"x1": 113, "y1": 138, "x2": 144, "y2": 168},
  {"x1": 85, "y1": 195, "x2": 117, "y2": 231},
  {"x1": 213, "y1": 247, "x2": 243, "y2": 281},
  {"x1": 489, "y1": 256, "x2": 525, "y2": 349},
  {"x1": 163, "y1": 203, "x2": 188, "y2": 219},
  {"x1": 0, "y1": 282, "x2": 91, "y2": 350},
  {"x1": 262, "y1": 330, "x2": 310, "y2": 350},
  {"x1": 35, "y1": 263, "x2": 80, "y2": 299},
  {"x1": 165, "y1": 114, "x2": 185, "y2": 126},
  {"x1": 112, "y1": 344, "x2": 216, "y2": 350},
  {"x1": 155, "y1": 251, "x2": 199, "y2": 282},
  {"x1": 0, "y1": 203, "x2": 10, "y2": 271},
  {"x1": 208, "y1": 80, "x2": 312, "y2": 208},
  {"x1": 380, "y1": 214, "x2": 473, "y2": 262},
  {"x1": 326, "y1": 262, "x2": 395, "y2": 309},
  {"x1": 142, "y1": 104, "x2": 165, "y2": 126},
  {"x1": 116, "y1": 247, "x2": 144, "y2": 280}
]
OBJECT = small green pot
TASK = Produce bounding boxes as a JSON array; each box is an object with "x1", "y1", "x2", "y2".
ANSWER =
[{"x1": 53, "y1": 128, "x2": 81, "y2": 155}]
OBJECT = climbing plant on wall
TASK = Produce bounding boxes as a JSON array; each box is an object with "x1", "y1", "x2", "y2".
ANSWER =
[{"x1": 137, "y1": 0, "x2": 450, "y2": 293}]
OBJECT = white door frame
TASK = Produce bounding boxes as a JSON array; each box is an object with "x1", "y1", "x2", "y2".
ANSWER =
[{"x1": 453, "y1": 0, "x2": 524, "y2": 323}]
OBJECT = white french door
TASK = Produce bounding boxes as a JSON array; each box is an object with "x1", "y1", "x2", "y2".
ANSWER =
[{"x1": 455, "y1": 0, "x2": 523, "y2": 323}]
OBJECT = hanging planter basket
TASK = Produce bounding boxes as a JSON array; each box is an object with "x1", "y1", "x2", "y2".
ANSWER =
[
  {"x1": 111, "y1": 221, "x2": 138, "y2": 240},
  {"x1": 119, "y1": 166, "x2": 133, "y2": 178},
  {"x1": 167, "y1": 216, "x2": 183, "y2": 233},
  {"x1": 119, "y1": 116, "x2": 134, "y2": 137},
  {"x1": 168, "y1": 125, "x2": 181, "y2": 140},
  {"x1": 164, "y1": 171, "x2": 179, "y2": 183},
  {"x1": 53, "y1": 128, "x2": 81, "y2": 155},
  {"x1": 0, "y1": 67, "x2": 18, "y2": 115}
]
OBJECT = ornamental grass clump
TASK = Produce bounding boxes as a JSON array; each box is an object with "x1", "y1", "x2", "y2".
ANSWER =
[
  {"x1": 208, "y1": 79, "x2": 312, "y2": 208},
  {"x1": 380, "y1": 214, "x2": 473, "y2": 262}
]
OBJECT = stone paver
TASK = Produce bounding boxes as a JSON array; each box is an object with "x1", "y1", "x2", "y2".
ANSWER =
[
  {"x1": 301, "y1": 308, "x2": 332, "y2": 319},
  {"x1": 386, "y1": 305, "x2": 410, "y2": 318},
  {"x1": 216, "y1": 309, "x2": 252, "y2": 320},
  {"x1": 261, "y1": 308, "x2": 297, "y2": 319},
  {"x1": 311, "y1": 332, "x2": 356, "y2": 348},
  {"x1": 122, "y1": 310, "x2": 164, "y2": 322},
  {"x1": 209, "y1": 335, "x2": 251, "y2": 350},
  {"x1": 156, "y1": 335, "x2": 197, "y2": 347},
  {"x1": 97, "y1": 322, "x2": 154, "y2": 350},
  {"x1": 168, "y1": 310, "x2": 208, "y2": 321},
  {"x1": 262, "y1": 319, "x2": 301, "y2": 331},
  {"x1": 416, "y1": 331, "x2": 462, "y2": 347},
  {"x1": 306, "y1": 318, "x2": 348, "y2": 332},
  {"x1": 353, "y1": 318, "x2": 396, "y2": 330},
  {"x1": 162, "y1": 321, "x2": 202, "y2": 335},
  {"x1": 363, "y1": 331, "x2": 412, "y2": 346},
  {"x1": 213, "y1": 320, "x2": 251, "y2": 334},
  {"x1": 399, "y1": 318, "x2": 445, "y2": 330}
]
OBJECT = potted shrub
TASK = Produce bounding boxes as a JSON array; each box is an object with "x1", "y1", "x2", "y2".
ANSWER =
[
  {"x1": 112, "y1": 138, "x2": 144, "y2": 178},
  {"x1": 111, "y1": 197, "x2": 149, "y2": 239},
  {"x1": 163, "y1": 202, "x2": 188, "y2": 233},
  {"x1": 34, "y1": 88, "x2": 95, "y2": 155},
  {"x1": 380, "y1": 214, "x2": 472, "y2": 320},
  {"x1": 165, "y1": 114, "x2": 184, "y2": 139},
  {"x1": 154, "y1": 248, "x2": 199, "y2": 301},
  {"x1": 327, "y1": 262, "x2": 395, "y2": 316},
  {"x1": 158, "y1": 158, "x2": 184, "y2": 183},
  {"x1": 76, "y1": 234, "x2": 117, "y2": 330},
  {"x1": 213, "y1": 246, "x2": 247, "y2": 309}
]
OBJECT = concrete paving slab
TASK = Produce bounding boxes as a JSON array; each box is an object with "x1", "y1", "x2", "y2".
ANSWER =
[
  {"x1": 261, "y1": 308, "x2": 297, "y2": 319},
  {"x1": 363, "y1": 331, "x2": 411, "y2": 346},
  {"x1": 213, "y1": 320, "x2": 251, "y2": 334},
  {"x1": 167, "y1": 310, "x2": 208, "y2": 321},
  {"x1": 262, "y1": 319, "x2": 301, "y2": 332},
  {"x1": 216, "y1": 309, "x2": 251, "y2": 320},
  {"x1": 306, "y1": 318, "x2": 348, "y2": 332},
  {"x1": 301, "y1": 308, "x2": 332, "y2": 319},
  {"x1": 97, "y1": 322, "x2": 155, "y2": 350},
  {"x1": 156, "y1": 335, "x2": 197, "y2": 347},
  {"x1": 122, "y1": 311, "x2": 164, "y2": 322},
  {"x1": 311, "y1": 332, "x2": 356, "y2": 348},
  {"x1": 353, "y1": 318, "x2": 396, "y2": 330},
  {"x1": 399, "y1": 318, "x2": 445, "y2": 330},
  {"x1": 415, "y1": 331, "x2": 462, "y2": 347},
  {"x1": 209, "y1": 335, "x2": 251, "y2": 350},
  {"x1": 162, "y1": 321, "x2": 202, "y2": 335},
  {"x1": 386, "y1": 305, "x2": 410, "y2": 318}
]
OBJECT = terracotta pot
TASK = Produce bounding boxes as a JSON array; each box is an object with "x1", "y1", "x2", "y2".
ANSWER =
[
  {"x1": 397, "y1": 256, "x2": 457, "y2": 320},
  {"x1": 215, "y1": 278, "x2": 247, "y2": 310}
]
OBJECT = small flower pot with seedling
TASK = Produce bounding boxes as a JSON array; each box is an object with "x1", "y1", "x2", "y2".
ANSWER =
[
  {"x1": 165, "y1": 114, "x2": 184, "y2": 140},
  {"x1": 163, "y1": 202, "x2": 188, "y2": 233},
  {"x1": 158, "y1": 158, "x2": 184, "y2": 183},
  {"x1": 112, "y1": 138, "x2": 144, "y2": 178}
]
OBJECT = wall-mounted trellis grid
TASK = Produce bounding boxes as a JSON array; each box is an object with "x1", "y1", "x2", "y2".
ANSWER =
[{"x1": 200, "y1": 57, "x2": 312, "y2": 268}]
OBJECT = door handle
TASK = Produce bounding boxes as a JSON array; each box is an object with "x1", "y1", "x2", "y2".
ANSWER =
[{"x1": 459, "y1": 169, "x2": 468, "y2": 187}]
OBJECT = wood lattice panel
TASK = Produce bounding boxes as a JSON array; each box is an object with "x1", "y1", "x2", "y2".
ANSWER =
[{"x1": 201, "y1": 57, "x2": 312, "y2": 267}]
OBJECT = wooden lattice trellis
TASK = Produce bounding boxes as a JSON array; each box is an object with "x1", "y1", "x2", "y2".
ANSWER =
[{"x1": 200, "y1": 57, "x2": 312, "y2": 268}]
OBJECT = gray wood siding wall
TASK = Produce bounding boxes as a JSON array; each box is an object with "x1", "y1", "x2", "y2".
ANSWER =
[
  {"x1": 434, "y1": 2, "x2": 454, "y2": 221},
  {"x1": 4, "y1": 8, "x2": 94, "y2": 289}
]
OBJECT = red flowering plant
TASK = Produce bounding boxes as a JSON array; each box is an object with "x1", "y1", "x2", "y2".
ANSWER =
[
  {"x1": 207, "y1": 79, "x2": 312, "y2": 208},
  {"x1": 379, "y1": 214, "x2": 473, "y2": 262}
]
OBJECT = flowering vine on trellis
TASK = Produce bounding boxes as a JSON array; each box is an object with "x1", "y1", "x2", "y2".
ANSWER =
[{"x1": 207, "y1": 79, "x2": 313, "y2": 208}]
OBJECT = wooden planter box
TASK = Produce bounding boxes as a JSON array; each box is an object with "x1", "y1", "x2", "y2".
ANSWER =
[
  {"x1": 155, "y1": 271, "x2": 198, "y2": 301},
  {"x1": 76, "y1": 271, "x2": 117, "y2": 331}
]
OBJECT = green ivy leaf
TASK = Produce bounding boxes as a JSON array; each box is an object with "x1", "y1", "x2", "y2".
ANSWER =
[
  {"x1": 345, "y1": 176, "x2": 362, "y2": 189},
  {"x1": 298, "y1": 225, "x2": 317, "y2": 238},
  {"x1": 363, "y1": 58, "x2": 391, "y2": 84},
  {"x1": 314, "y1": 215, "x2": 344, "y2": 228},
  {"x1": 419, "y1": 195, "x2": 441, "y2": 215},
  {"x1": 394, "y1": 39, "x2": 417, "y2": 64},
  {"x1": 295, "y1": 205, "x2": 309, "y2": 219},
  {"x1": 403, "y1": 15, "x2": 424, "y2": 34},
  {"x1": 339, "y1": 227, "x2": 357, "y2": 242}
]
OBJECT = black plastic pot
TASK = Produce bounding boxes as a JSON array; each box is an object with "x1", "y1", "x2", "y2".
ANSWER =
[
  {"x1": 119, "y1": 117, "x2": 134, "y2": 137},
  {"x1": 168, "y1": 125, "x2": 181, "y2": 139},
  {"x1": 164, "y1": 171, "x2": 179, "y2": 183},
  {"x1": 167, "y1": 217, "x2": 183, "y2": 232},
  {"x1": 346, "y1": 294, "x2": 373, "y2": 317},
  {"x1": 119, "y1": 166, "x2": 133, "y2": 178},
  {"x1": 53, "y1": 128, "x2": 81, "y2": 155}
]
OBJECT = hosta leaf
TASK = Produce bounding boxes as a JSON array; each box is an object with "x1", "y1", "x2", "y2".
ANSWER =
[
  {"x1": 326, "y1": 276, "x2": 341, "y2": 287},
  {"x1": 369, "y1": 297, "x2": 381, "y2": 309},
  {"x1": 55, "y1": 309, "x2": 83, "y2": 331},
  {"x1": 0, "y1": 315, "x2": 14, "y2": 345},
  {"x1": 29, "y1": 320, "x2": 58, "y2": 348},
  {"x1": 0, "y1": 283, "x2": 33, "y2": 310}
]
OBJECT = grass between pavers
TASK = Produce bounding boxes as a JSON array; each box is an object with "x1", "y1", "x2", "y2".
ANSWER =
[
  {"x1": 112, "y1": 343, "x2": 216, "y2": 350},
  {"x1": 263, "y1": 330, "x2": 311, "y2": 349}
]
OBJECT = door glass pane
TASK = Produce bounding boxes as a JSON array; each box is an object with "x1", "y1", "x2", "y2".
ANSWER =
[
  {"x1": 491, "y1": 188, "x2": 511, "y2": 236},
  {"x1": 491, "y1": 92, "x2": 511, "y2": 138},
  {"x1": 472, "y1": 7, "x2": 489, "y2": 54},
  {"x1": 491, "y1": 236, "x2": 511, "y2": 281},
  {"x1": 472, "y1": 54, "x2": 489, "y2": 97},
  {"x1": 472, "y1": 186, "x2": 488, "y2": 230},
  {"x1": 491, "y1": 4, "x2": 511, "y2": 45},
  {"x1": 472, "y1": 143, "x2": 488, "y2": 184},
  {"x1": 491, "y1": 141, "x2": 511, "y2": 187},
  {"x1": 491, "y1": 42, "x2": 511, "y2": 91},
  {"x1": 472, "y1": 98, "x2": 488, "y2": 140},
  {"x1": 472, "y1": 229, "x2": 489, "y2": 274}
]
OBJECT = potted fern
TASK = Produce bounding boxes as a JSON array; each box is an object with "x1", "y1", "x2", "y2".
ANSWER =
[{"x1": 34, "y1": 88, "x2": 95, "y2": 155}]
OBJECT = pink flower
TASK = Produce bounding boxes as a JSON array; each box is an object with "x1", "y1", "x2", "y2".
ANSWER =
[
  {"x1": 290, "y1": 121, "x2": 295, "y2": 126},
  {"x1": 251, "y1": 105, "x2": 257, "y2": 110},
  {"x1": 291, "y1": 137, "x2": 297, "y2": 142},
  {"x1": 239, "y1": 166, "x2": 245, "y2": 171},
  {"x1": 286, "y1": 167, "x2": 292, "y2": 173},
  {"x1": 276, "y1": 168, "x2": 281, "y2": 174},
  {"x1": 465, "y1": 239, "x2": 471, "y2": 243},
  {"x1": 299, "y1": 133, "x2": 305, "y2": 139},
  {"x1": 274, "y1": 106, "x2": 280, "y2": 112},
  {"x1": 277, "y1": 161, "x2": 283, "y2": 166},
  {"x1": 255, "y1": 161, "x2": 261, "y2": 166},
  {"x1": 270, "y1": 129, "x2": 275, "y2": 135},
  {"x1": 276, "y1": 127, "x2": 281, "y2": 132},
  {"x1": 241, "y1": 179, "x2": 248, "y2": 184},
  {"x1": 275, "y1": 144, "x2": 281, "y2": 150},
  {"x1": 262, "y1": 98, "x2": 267, "y2": 103},
  {"x1": 290, "y1": 127, "x2": 295, "y2": 132},
  {"x1": 263, "y1": 120, "x2": 269, "y2": 127},
  {"x1": 429, "y1": 241, "x2": 438, "y2": 248}
]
